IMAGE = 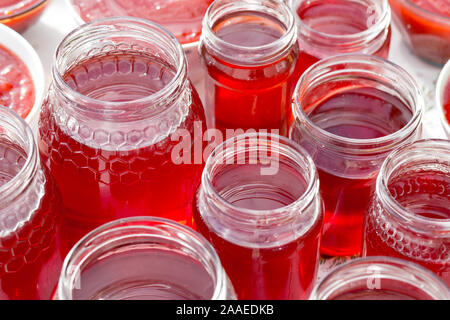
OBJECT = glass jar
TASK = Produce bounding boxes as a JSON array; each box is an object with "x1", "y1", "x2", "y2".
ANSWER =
[
  {"x1": 363, "y1": 139, "x2": 450, "y2": 286},
  {"x1": 194, "y1": 133, "x2": 324, "y2": 300},
  {"x1": 0, "y1": 0, "x2": 48, "y2": 33},
  {"x1": 0, "y1": 105, "x2": 62, "y2": 300},
  {"x1": 290, "y1": 54, "x2": 424, "y2": 257},
  {"x1": 310, "y1": 257, "x2": 450, "y2": 300},
  {"x1": 56, "y1": 217, "x2": 236, "y2": 300},
  {"x1": 288, "y1": 0, "x2": 391, "y2": 76},
  {"x1": 38, "y1": 17, "x2": 206, "y2": 255},
  {"x1": 199, "y1": 0, "x2": 300, "y2": 137}
]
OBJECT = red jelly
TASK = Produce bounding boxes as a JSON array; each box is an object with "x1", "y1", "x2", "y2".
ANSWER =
[
  {"x1": 38, "y1": 19, "x2": 206, "y2": 254},
  {"x1": 0, "y1": 0, "x2": 47, "y2": 32},
  {"x1": 389, "y1": 0, "x2": 450, "y2": 65},
  {"x1": 363, "y1": 139, "x2": 450, "y2": 286},
  {"x1": 289, "y1": 0, "x2": 391, "y2": 77},
  {"x1": 310, "y1": 257, "x2": 450, "y2": 300},
  {"x1": 0, "y1": 43, "x2": 35, "y2": 119},
  {"x1": 194, "y1": 134, "x2": 323, "y2": 300},
  {"x1": 0, "y1": 106, "x2": 62, "y2": 300},
  {"x1": 290, "y1": 55, "x2": 423, "y2": 257},
  {"x1": 199, "y1": 0, "x2": 300, "y2": 136},
  {"x1": 71, "y1": 0, "x2": 213, "y2": 45},
  {"x1": 443, "y1": 80, "x2": 450, "y2": 125}
]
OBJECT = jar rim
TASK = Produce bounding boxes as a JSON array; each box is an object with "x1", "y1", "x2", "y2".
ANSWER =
[
  {"x1": 201, "y1": 0, "x2": 297, "y2": 65},
  {"x1": 52, "y1": 17, "x2": 187, "y2": 116},
  {"x1": 292, "y1": 54, "x2": 424, "y2": 153},
  {"x1": 290, "y1": 0, "x2": 391, "y2": 43},
  {"x1": 404, "y1": 0, "x2": 450, "y2": 22},
  {"x1": 377, "y1": 139, "x2": 450, "y2": 233},
  {"x1": 57, "y1": 216, "x2": 229, "y2": 300},
  {"x1": 309, "y1": 256, "x2": 450, "y2": 300},
  {"x1": 0, "y1": 105, "x2": 37, "y2": 204},
  {"x1": 202, "y1": 132, "x2": 319, "y2": 222}
]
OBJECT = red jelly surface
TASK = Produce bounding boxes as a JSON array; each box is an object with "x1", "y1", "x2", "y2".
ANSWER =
[
  {"x1": 389, "y1": 0, "x2": 450, "y2": 64},
  {"x1": 39, "y1": 52, "x2": 205, "y2": 254},
  {"x1": 364, "y1": 170, "x2": 450, "y2": 286},
  {"x1": 307, "y1": 87, "x2": 412, "y2": 257},
  {"x1": 201, "y1": 11, "x2": 300, "y2": 136},
  {"x1": 0, "y1": 139, "x2": 62, "y2": 300},
  {"x1": 72, "y1": 0, "x2": 213, "y2": 44},
  {"x1": 443, "y1": 80, "x2": 450, "y2": 125},
  {"x1": 0, "y1": 0, "x2": 47, "y2": 32},
  {"x1": 0, "y1": 44, "x2": 35, "y2": 118},
  {"x1": 295, "y1": 0, "x2": 391, "y2": 76},
  {"x1": 194, "y1": 163, "x2": 322, "y2": 300}
]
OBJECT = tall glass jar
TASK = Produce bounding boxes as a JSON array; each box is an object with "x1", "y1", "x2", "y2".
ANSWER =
[
  {"x1": 199, "y1": 0, "x2": 300, "y2": 136},
  {"x1": 290, "y1": 54, "x2": 424, "y2": 257},
  {"x1": 288, "y1": 0, "x2": 391, "y2": 76},
  {"x1": 0, "y1": 105, "x2": 62, "y2": 300},
  {"x1": 363, "y1": 139, "x2": 450, "y2": 286},
  {"x1": 194, "y1": 133, "x2": 324, "y2": 300},
  {"x1": 310, "y1": 257, "x2": 450, "y2": 300},
  {"x1": 38, "y1": 18, "x2": 206, "y2": 255},
  {"x1": 56, "y1": 217, "x2": 236, "y2": 300}
]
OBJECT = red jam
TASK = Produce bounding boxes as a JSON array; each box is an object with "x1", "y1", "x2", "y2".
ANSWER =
[
  {"x1": 389, "y1": 0, "x2": 450, "y2": 64},
  {"x1": 72, "y1": 0, "x2": 214, "y2": 44},
  {"x1": 0, "y1": 44, "x2": 35, "y2": 119},
  {"x1": 444, "y1": 80, "x2": 450, "y2": 125},
  {"x1": 0, "y1": 0, "x2": 47, "y2": 32}
]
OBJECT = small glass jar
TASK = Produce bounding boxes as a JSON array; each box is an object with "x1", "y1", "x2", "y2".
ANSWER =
[
  {"x1": 194, "y1": 133, "x2": 324, "y2": 300},
  {"x1": 288, "y1": 0, "x2": 391, "y2": 76},
  {"x1": 38, "y1": 17, "x2": 206, "y2": 255},
  {"x1": 56, "y1": 217, "x2": 236, "y2": 300},
  {"x1": 0, "y1": 105, "x2": 62, "y2": 300},
  {"x1": 310, "y1": 257, "x2": 450, "y2": 300},
  {"x1": 290, "y1": 54, "x2": 424, "y2": 257},
  {"x1": 363, "y1": 139, "x2": 450, "y2": 286},
  {"x1": 0, "y1": 0, "x2": 48, "y2": 33},
  {"x1": 199, "y1": 0, "x2": 300, "y2": 136}
]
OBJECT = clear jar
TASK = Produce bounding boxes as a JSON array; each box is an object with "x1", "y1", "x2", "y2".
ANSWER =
[
  {"x1": 194, "y1": 133, "x2": 324, "y2": 300},
  {"x1": 199, "y1": 0, "x2": 300, "y2": 136},
  {"x1": 0, "y1": 105, "x2": 62, "y2": 300},
  {"x1": 363, "y1": 139, "x2": 450, "y2": 286},
  {"x1": 310, "y1": 257, "x2": 450, "y2": 300},
  {"x1": 288, "y1": 0, "x2": 391, "y2": 76},
  {"x1": 56, "y1": 217, "x2": 236, "y2": 300},
  {"x1": 290, "y1": 54, "x2": 424, "y2": 257},
  {"x1": 38, "y1": 18, "x2": 206, "y2": 255}
]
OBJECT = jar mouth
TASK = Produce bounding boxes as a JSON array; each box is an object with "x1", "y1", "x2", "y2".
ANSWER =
[
  {"x1": 377, "y1": 139, "x2": 450, "y2": 234},
  {"x1": 58, "y1": 217, "x2": 227, "y2": 300},
  {"x1": 404, "y1": 0, "x2": 450, "y2": 22},
  {"x1": 201, "y1": 0, "x2": 297, "y2": 65},
  {"x1": 53, "y1": 17, "x2": 187, "y2": 117},
  {"x1": 290, "y1": 0, "x2": 391, "y2": 43},
  {"x1": 202, "y1": 133, "x2": 319, "y2": 222},
  {"x1": 310, "y1": 256, "x2": 450, "y2": 300},
  {"x1": 0, "y1": 0, "x2": 47, "y2": 20},
  {"x1": 0, "y1": 105, "x2": 37, "y2": 206},
  {"x1": 292, "y1": 54, "x2": 424, "y2": 154}
]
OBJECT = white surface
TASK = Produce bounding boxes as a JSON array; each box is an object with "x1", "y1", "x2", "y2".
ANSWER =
[{"x1": 21, "y1": 0, "x2": 449, "y2": 279}]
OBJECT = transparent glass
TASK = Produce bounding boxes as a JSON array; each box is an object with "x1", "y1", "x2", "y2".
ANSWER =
[
  {"x1": 290, "y1": 54, "x2": 424, "y2": 257},
  {"x1": 194, "y1": 133, "x2": 324, "y2": 300},
  {"x1": 0, "y1": 105, "x2": 62, "y2": 300},
  {"x1": 0, "y1": 0, "x2": 48, "y2": 33},
  {"x1": 288, "y1": 0, "x2": 391, "y2": 76},
  {"x1": 363, "y1": 139, "x2": 450, "y2": 286},
  {"x1": 38, "y1": 17, "x2": 206, "y2": 255},
  {"x1": 56, "y1": 217, "x2": 236, "y2": 300},
  {"x1": 199, "y1": 0, "x2": 300, "y2": 136},
  {"x1": 310, "y1": 257, "x2": 450, "y2": 300}
]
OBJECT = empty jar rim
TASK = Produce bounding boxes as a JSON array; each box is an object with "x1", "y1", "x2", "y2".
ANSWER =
[{"x1": 57, "y1": 217, "x2": 230, "y2": 300}]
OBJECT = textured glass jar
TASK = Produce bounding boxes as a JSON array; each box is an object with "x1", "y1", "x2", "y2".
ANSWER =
[
  {"x1": 310, "y1": 257, "x2": 450, "y2": 300},
  {"x1": 0, "y1": 105, "x2": 62, "y2": 300},
  {"x1": 194, "y1": 133, "x2": 324, "y2": 300},
  {"x1": 38, "y1": 18, "x2": 206, "y2": 255},
  {"x1": 290, "y1": 54, "x2": 424, "y2": 257},
  {"x1": 363, "y1": 139, "x2": 450, "y2": 286},
  {"x1": 199, "y1": 0, "x2": 300, "y2": 136},
  {"x1": 56, "y1": 217, "x2": 236, "y2": 300}
]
